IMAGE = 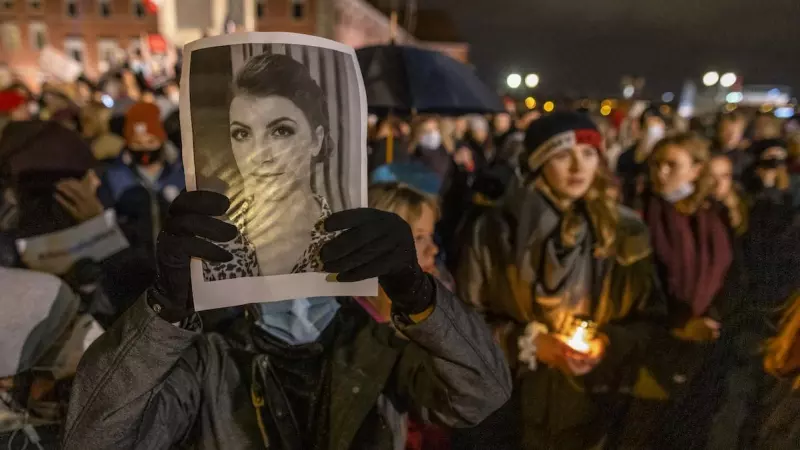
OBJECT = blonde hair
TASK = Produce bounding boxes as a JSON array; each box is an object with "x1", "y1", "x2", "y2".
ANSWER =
[
  {"x1": 368, "y1": 182, "x2": 440, "y2": 224},
  {"x1": 536, "y1": 165, "x2": 619, "y2": 258},
  {"x1": 650, "y1": 132, "x2": 715, "y2": 215},
  {"x1": 764, "y1": 292, "x2": 800, "y2": 389}
]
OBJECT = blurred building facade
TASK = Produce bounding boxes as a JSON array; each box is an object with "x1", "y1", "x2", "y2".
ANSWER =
[
  {"x1": 0, "y1": 0, "x2": 158, "y2": 85},
  {"x1": 1, "y1": 0, "x2": 469, "y2": 87}
]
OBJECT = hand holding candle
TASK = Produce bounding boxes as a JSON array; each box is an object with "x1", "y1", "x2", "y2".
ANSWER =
[{"x1": 560, "y1": 318, "x2": 607, "y2": 375}]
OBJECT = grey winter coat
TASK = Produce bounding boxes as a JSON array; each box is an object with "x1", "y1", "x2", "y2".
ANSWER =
[{"x1": 62, "y1": 280, "x2": 512, "y2": 450}]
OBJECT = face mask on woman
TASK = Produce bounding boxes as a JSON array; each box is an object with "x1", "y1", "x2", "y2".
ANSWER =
[
  {"x1": 128, "y1": 146, "x2": 164, "y2": 166},
  {"x1": 661, "y1": 182, "x2": 695, "y2": 203},
  {"x1": 252, "y1": 297, "x2": 340, "y2": 345},
  {"x1": 419, "y1": 130, "x2": 442, "y2": 150}
]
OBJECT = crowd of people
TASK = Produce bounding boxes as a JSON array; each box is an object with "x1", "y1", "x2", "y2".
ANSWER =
[{"x1": 1, "y1": 55, "x2": 800, "y2": 450}]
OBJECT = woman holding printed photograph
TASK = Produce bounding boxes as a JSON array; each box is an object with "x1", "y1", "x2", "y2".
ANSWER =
[{"x1": 62, "y1": 36, "x2": 511, "y2": 450}]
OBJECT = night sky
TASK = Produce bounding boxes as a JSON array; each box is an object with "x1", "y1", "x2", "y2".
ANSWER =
[{"x1": 424, "y1": 0, "x2": 800, "y2": 99}]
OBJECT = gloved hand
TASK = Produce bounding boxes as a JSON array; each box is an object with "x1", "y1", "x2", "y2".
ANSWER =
[
  {"x1": 148, "y1": 190, "x2": 237, "y2": 322},
  {"x1": 320, "y1": 208, "x2": 434, "y2": 315}
]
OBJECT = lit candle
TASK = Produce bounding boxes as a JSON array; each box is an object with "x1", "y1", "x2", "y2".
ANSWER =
[{"x1": 565, "y1": 322, "x2": 591, "y2": 353}]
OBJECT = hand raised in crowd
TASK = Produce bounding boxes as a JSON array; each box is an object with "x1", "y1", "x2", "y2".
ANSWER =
[
  {"x1": 54, "y1": 171, "x2": 104, "y2": 223},
  {"x1": 321, "y1": 208, "x2": 434, "y2": 316},
  {"x1": 148, "y1": 190, "x2": 237, "y2": 323}
]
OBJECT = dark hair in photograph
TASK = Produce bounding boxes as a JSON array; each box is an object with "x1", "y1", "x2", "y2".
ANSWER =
[{"x1": 232, "y1": 53, "x2": 332, "y2": 194}]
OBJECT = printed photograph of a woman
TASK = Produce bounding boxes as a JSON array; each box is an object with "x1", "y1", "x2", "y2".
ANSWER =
[{"x1": 183, "y1": 35, "x2": 365, "y2": 290}]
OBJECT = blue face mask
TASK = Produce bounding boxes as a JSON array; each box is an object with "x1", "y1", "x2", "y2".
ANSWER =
[
  {"x1": 419, "y1": 131, "x2": 442, "y2": 150},
  {"x1": 661, "y1": 182, "x2": 695, "y2": 203},
  {"x1": 252, "y1": 297, "x2": 340, "y2": 346}
]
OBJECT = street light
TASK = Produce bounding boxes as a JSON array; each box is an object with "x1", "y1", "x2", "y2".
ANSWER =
[
  {"x1": 703, "y1": 71, "x2": 720, "y2": 87},
  {"x1": 507, "y1": 73, "x2": 522, "y2": 89},
  {"x1": 543, "y1": 101, "x2": 555, "y2": 113},
  {"x1": 524, "y1": 97, "x2": 536, "y2": 109},
  {"x1": 525, "y1": 73, "x2": 540, "y2": 88},
  {"x1": 720, "y1": 72, "x2": 737, "y2": 88},
  {"x1": 622, "y1": 85, "x2": 635, "y2": 99}
]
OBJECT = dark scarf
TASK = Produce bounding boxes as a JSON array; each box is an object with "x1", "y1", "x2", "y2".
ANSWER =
[
  {"x1": 250, "y1": 315, "x2": 336, "y2": 450},
  {"x1": 644, "y1": 195, "x2": 732, "y2": 318}
]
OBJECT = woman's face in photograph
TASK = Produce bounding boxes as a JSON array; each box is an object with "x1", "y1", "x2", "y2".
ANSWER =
[
  {"x1": 541, "y1": 144, "x2": 600, "y2": 201},
  {"x1": 229, "y1": 94, "x2": 324, "y2": 200},
  {"x1": 650, "y1": 144, "x2": 701, "y2": 196}
]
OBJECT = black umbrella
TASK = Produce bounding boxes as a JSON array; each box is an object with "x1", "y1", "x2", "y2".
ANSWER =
[{"x1": 356, "y1": 44, "x2": 503, "y2": 115}]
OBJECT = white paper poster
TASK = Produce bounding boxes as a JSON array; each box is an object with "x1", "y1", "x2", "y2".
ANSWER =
[
  {"x1": 180, "y1": 33, "x2": 376, "y2": 311},
  {"x1": 38, "y1": 46, "x2": 83, "y2": 83},
  {"x1": 15, "y1": 210, "x2": 129, "y2": 275}
]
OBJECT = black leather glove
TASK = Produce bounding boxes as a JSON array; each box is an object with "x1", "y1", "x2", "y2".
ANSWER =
[
  {"x1": 149, "y1": 190, "x2": 237, "y2": 322},
  {"x1": 320, "y1": 208, "x2": 434, "y2": 315}
]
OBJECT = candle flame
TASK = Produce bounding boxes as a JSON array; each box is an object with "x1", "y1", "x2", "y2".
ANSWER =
[{"x1": 566, "y1": 324, "x2": 590, "y2": 353}]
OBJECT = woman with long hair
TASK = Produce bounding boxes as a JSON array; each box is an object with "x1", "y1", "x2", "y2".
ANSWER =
[
  {"x1": 642, "y1": 133, "x2": 733, "y2": 335},
  {"x1": 454, "y1": 112, "x2": 664, "y2": 449}
]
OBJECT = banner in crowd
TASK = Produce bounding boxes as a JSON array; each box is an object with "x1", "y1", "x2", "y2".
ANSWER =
[
  {"x1": 180, "y1": 32, "x2": 375, "y2": 311},
  {"x1": 15, "y1": 210, "x2": 130, "y2": 275},
  {"x1": 39, "y1": 46, "x2": 83, "y2": 83}
]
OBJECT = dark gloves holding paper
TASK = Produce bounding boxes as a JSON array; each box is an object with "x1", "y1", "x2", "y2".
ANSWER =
[
  {"x1": 149, "y1": 190, "x2": 237, "y2": 322},
  {"x1": 148, "y1": 191, "x2": 433, "y2": 322},
  {"x1": 321, "y1": 208, "x2": 435, "y2": 316}
]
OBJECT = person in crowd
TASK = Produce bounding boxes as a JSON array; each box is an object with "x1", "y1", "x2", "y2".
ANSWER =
[
  {"x1": 0, "y1": 268, "x2": 103, "y2": 449},
  {"x1": 616, "y1": 107, "x2": 667, "y2": 207},
  {"x1": 453, "y1": 112, "x2": 664, "y2": 449},
  {"x1": 153, "y1": 80, "x2": 180, "y2": 121},
  {"x1": 0, "y1": 120, "x2": 153, "y2": 325},
  {"x1": 708, "y1": 153, "x2": 749, "y2": 236},
  {"x1": 711, "y1": 112, "x2": 751, "y2": 180},
  {"x1": 641, "y1": 132, "x2": 732, "y2": 335},
  {"x1": 368, "y1": 116, "x2": 410, "y2": 171},
  {"x1": 359, "y1": 182, "x2": 443, "y2": 322},
  {"x1": 61, "y1": 188, "x2": 512, "y2": 449},
  {"x1": 80, "y1": 101, "x2": 125, "y2": 165},
  {"x1": 699, "y1": 196, "x2": 800, "y2": 450},
  {"x1": 752, "y1": 113, "x2": 783, "y2": 141},
  {"x1": 411, "y1": 115, "x2": 451, "y2": 179},
  {"x1": 758, "y1": 291, "x2": 800, "y2": 449},
  {"x1": 363, "y1": 182, "x2": 452, "y2": 450},
  {"x1": 492, "y1": 112, "x2": 514, "y2": 151},
  {"x1": 438, "y1": 117, "x2": 459, "y2": 156},
  {"x1": 743, "y1": 138, "x2": 797, "y2": 208},
  {"x1": 0, "y1": 89, "x2": 31, "y2": 130},
  {"x1": 459, "y1": 115, "x2": 494, "y2": 172},
  {"x1": 99, "y1": 102, "x2": 185, "y2": 261}
]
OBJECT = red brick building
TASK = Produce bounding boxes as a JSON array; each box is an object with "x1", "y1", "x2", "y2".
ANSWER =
[{"x1": 0, "y1": 0, "x2": 158, "y2": 86}]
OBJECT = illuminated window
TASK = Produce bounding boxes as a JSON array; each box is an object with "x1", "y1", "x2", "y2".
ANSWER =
[
  {"x1": 256, "y1": 0, "x2": 265, "y2": 18},
  {"x1": 28, "y1": 21, "x2": 47, "y2": 50},
  {"x1": 99, "y1": 0, "x2": 111, "y2": 17},
  {"x1": 0, "y1": 23, "x2": 21, "y2": 52},
  {"x1": 291, "y1": 0, "x2": 306, "y2": 20},
  {"x1": 64, "y1": 37, "x2": 86, "y2": 63},
  {"x1": 66, "y1": 0, "x2": 79, "y2": 17},
  {"x1": 132, "y1": 0, "x2": 145, "y2": 18}
]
